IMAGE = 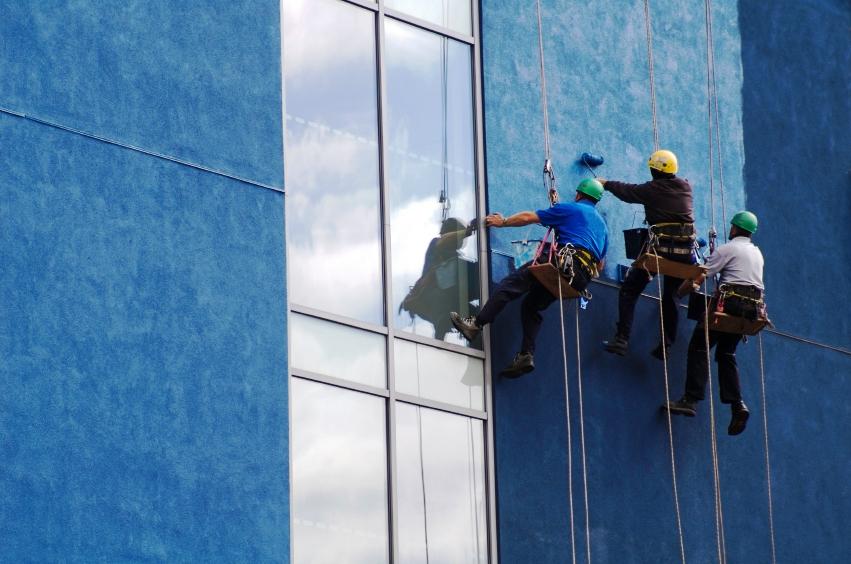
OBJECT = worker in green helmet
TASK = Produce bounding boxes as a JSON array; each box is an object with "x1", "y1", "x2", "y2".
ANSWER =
[
  {"x1": 450, "y1": 179, "x2": 609, "y2": 378},
  {"x1": 665, "y1": 211, "x2": 765, "y2": 436}
]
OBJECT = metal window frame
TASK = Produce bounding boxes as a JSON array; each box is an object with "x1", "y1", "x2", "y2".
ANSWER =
[{"x1": 282, "y1": 0, "x2": 497, "y2": 562}]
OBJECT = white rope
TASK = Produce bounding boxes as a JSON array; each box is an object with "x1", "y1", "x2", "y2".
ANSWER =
[
  {"x1": 535, "y1": 0, "x2": 552, "y2": 161},
  {"x1": 703, "y1": 0, "x2": 717, "y2": 248},
  {"x1": 653, "y1": 256, "x2": 687, "y2": 564},
  {"x1": 701, "y1": 286, "x2": 728, "y2": 564},
  {"x1": 642, "y1": 0, "x2": 660, "y2": 151},
  {"x1": 758, "y1": 334, "x2": 778, "y2": 564},
  {"x1": 706, "y1": 0, "x2": 729, "y2": 237},
  {"x1": 575, "y1": 300, "x2": 592, "y2": 564},
  {"x1": 557, "y1": 275, "x2": 578, "y2": 564}
]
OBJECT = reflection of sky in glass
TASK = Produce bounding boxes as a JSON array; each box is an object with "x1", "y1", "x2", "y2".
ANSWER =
[
  {"x1": 395, "y1": 339, "x2": 483, "y2": 410},
  {"x1": 292, "y1": 379, "x2": 389, "y2": 564},
  {"x1": 396, "y1": 404, "x2": 487, "y2": 563},
  {"x1": 385, "y1": 20, "x2": 479, "y2": 347},
  {"x1": 290, "y1": 314, "x2": 386, "y2": 388},
  {"x1": 386, "y1": 0, "x2": 472, "y2": 35},
  {"x1": 283, "y1": 0, "x2": 384, "y2": 324}
]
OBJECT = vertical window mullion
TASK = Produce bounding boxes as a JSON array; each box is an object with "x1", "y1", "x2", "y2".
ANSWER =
[{"x1": 374, "y1": 3, "x2": 400, "y2": 563}]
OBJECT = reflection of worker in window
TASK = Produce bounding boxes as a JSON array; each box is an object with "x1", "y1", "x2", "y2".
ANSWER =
[{"x1": 400, "y1": 217, "x2": 478, "y2": 340}]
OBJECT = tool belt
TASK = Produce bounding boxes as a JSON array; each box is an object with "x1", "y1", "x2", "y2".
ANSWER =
[
  {"x1": 555, "y1": 245, "x2": 598, "y2": 279},
  {"x1": 649, "y1": 222, "x2": 696, "y2": 245},
  {"x1": 654, "y1": 245, "x2": 694, "y2": 255},
  {"x1": 714, "y1": 284, "x2": 767, "y2": 321}
]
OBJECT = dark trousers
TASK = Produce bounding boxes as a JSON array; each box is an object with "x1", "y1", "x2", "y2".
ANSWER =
[
  {"x1": 684, "y1": 325, "x2": 743, "y2": 403},
  {"x1": 476, "y1": 262, "x2": 590, "y2": 354},
  {"x1": 616, "y1": 252, "x2": 693, "y2": 344}
]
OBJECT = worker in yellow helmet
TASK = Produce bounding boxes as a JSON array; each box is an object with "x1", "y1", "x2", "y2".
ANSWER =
[{"x1": 597, "y1": 149, "x2": 696, "y2": 359}]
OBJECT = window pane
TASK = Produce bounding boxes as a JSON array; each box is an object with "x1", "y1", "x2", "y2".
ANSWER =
[
  {"x1": 386, "y1": 0, "x2": 472, "y2": 35},
  {"x1": 396, "y1": 404, "x2": 487, "y2": 564},
  {"x1": 292, "y1": 379, "x2": 389, "y2": 564},
  {"x1": 385, "y1": 20, "x2": 480, "y2": 348},
  {"x1": 290, "y1": 313, "x2": 386, "y2": 388},
  {"x1": 395, "y1": 339, "x2": 484, "y2": 411},
  {"x1": 283, "y1": 0, "x2": 384, "y2": 324}
]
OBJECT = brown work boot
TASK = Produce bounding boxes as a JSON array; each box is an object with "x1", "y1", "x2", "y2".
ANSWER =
[
  {"x1": 500, "y1": 352, "x2": 535, "y2": 379},
  {"x1": 450, "y1": 312, "x2": 481, "y2": 342}
]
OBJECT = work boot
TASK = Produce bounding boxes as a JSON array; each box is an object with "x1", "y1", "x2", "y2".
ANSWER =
[
  {"x1": 650, "y1": 342, "x2": 671, "y2": 361},
  {"x1": 728, "y1": 401, "x2": 750, "y2": 436},
  {"x1": 500, "y1": 352, "x2": 535, "y2": 378},
  {"x1": 450, "y1": 312, "x2": 481, "y2": 342},
  {"x1": 603, "y1": 335, "x2": 629, "y2": 356},
  {"x1": 662, "y1": 396, "x2": 697, "y2": 417}
]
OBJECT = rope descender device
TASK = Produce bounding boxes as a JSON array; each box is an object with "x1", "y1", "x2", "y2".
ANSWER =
[{"x1": 543, "y1": 158, "x2": 558, "y2": 205}]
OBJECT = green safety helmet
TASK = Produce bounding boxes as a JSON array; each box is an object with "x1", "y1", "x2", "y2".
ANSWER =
[
  {"x1": 576, "y1": 178, "x2": 604, "y2": 201},
  {"x1": 730, "y1": 211, "x2": 758, "y2": 233}
]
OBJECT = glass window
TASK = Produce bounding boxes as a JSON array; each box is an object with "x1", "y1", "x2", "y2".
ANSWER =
[
  {"x1": 394, "y1": 339, "x2": 484, "y2": 411},
  {"x1": 385, "y1": 0, "x2": 472, "y2": 35},
  {"x1": 291, "y1": 378, "x2": 389, "y2": 564},
  {"x1": 290, "y1": 313, "x2": 386, "y2": 388},
  {"x1": 385, "y1": 20, "x2": 479, "y2": 348},
  {"x1": 283, "y1": 0, "x2": 384, "y2": 324},
  {"x1": 396, "y1": 403, "x2": 487, "y2": 564}
]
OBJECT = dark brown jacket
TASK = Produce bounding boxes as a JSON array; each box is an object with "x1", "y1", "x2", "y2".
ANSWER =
[{"x1": 605, "y1": 177, "x2": 694, "y2": 225}]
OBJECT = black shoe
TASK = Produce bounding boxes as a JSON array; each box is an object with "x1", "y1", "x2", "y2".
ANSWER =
[
  {"x1": 728, "y1": 401, "x2": 750, "y2": 436},
  {"x1": 662, "y1": 397, "x2": 697, "y2": 417},
  {"x1": 500, "y1": 352, "x2": 535, "y2": 378},
  {"x1": 603, "y1": 335, "x2": 629, "y2": 356},
  {"x1": 450, "y1": 312, "x2": 481, "y2": 342},
  {"x1": 650, "y1": 342, "x2": 671, "y2": 360}
]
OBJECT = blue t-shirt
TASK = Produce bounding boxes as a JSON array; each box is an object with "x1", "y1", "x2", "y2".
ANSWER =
[{"x1": 536, "y1": 200, "x2": 609, "y2": 261}]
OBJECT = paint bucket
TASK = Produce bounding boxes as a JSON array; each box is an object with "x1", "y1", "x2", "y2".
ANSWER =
[
  {"x1": 687, "y1": 291, "x2": 711, "y2": 321},
  {"x1": 623, "y1": 228, "x2": 649, "y2": 260}
]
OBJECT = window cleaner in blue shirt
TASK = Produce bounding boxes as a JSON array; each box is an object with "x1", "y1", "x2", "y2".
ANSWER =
[{"x1": 451, "y1": 179, "x2": 609, "y2": 378}]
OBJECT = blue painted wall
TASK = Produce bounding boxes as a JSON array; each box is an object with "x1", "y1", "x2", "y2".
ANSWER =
[
  {"x1": 0, "y1": 2, "x2": 289, "y2": 561},
  {"x1": 738, "y1": 0, "x2": 851, "y2": 344},
  {"x1": 481, "y1": 0, "x2": 851, "y2": 562}
]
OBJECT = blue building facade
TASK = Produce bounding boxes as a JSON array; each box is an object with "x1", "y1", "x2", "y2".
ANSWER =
[{"x1": 1, "y1": 0, "x2": 848, "y2": 562}]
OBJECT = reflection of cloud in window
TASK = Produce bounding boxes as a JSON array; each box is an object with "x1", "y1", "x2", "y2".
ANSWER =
[
  {"x1": 286, "y1": 114, "x2": 474, "y2": 178},
  {"x1": 288, "y1": 243, "x2": 383, "y2": 324},
  {"x1": 292, "y1": 380, "x2": 389, "y2": 564},
  {"x1": 396, "y1": 405, "x2": 487, "y2": 563},
  {"x1": 283, "y1": 0, "x2": 373, "y2": 81},
  {"x1": 285, "y1": 124, "x2": 383, "y2": 322}
]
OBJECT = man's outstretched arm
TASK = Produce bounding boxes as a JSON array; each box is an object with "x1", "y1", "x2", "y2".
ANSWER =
[{"x1": 485, "y1": 211, "x2": 540, "y2": 228}]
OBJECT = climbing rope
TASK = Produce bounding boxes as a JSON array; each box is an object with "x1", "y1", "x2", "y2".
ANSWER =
[
  {"x1": 556, "y1": 275, "x2": 578, "y2": 564},
  {"x1": 703, "y1": 0, "x2": 718, "y2": 253},
  {"x1": 575, "y1": 300, "x2": 592, "y2": 564},
  {"x1": 535, "y1": 0, "x2": 552, "y2": 163},
  {"x1": 653, "y1": 255, "x2": 687, "y2": 564},
  {"x1": 535, "y1": 0, "x2": 558, "y2": 205},
  {"x1": 701, "y1": 285, "x2": 728, "y2": 564},
  {"x1": 701, "y1": 2, "x2": 729, "y2": 559},
  {"x1": 705, "y1": 0, "x2": 729, "y2": 236},
  {"x1": 758, "y1": 333, "x2": 778, "y2": 564},
  {"x1": 642, "y1": 0, "x2": 660, "y2": 151},
  {"x1": 642, "y1": 2, "x2": 685, "y2": 560}
]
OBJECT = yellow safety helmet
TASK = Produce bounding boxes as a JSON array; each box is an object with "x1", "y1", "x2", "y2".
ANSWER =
[{"x1": 648, "y1": 149, "x2": 678, "y2": 174}]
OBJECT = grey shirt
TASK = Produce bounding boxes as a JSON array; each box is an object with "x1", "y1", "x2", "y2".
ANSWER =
[{"x1": 705, "y1": 236, "x2": 765, "y2": 290}]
